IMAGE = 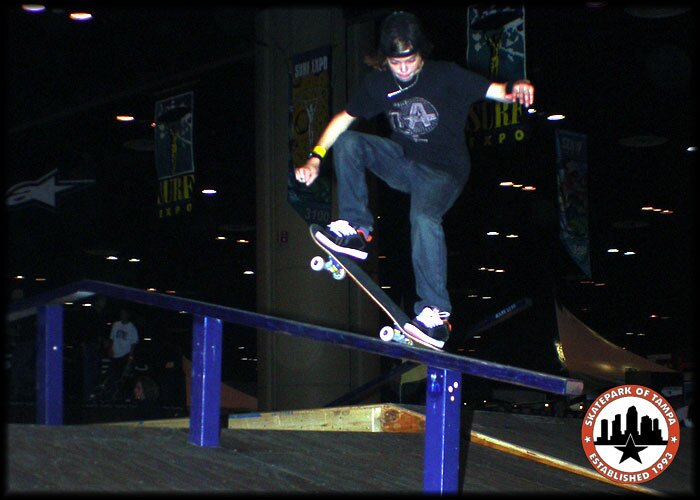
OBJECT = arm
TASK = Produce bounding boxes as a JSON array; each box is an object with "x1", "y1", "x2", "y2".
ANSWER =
[
  {"x1": 485, "y1": 79, "x2": 534, "y2": 108},
  {"x1": 294, "y1": 110, "x2": 357, "y2": 186}
]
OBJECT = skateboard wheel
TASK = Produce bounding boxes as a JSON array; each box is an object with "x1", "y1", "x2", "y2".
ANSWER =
[
  {"x1": 310, "y1": 256, "x2": 325, "y2": 271},
  {"x1": 332, "y1": 268, "x2": 346, "y2": 280},
  {"x1": 379, "y1": 326, "x2": 395, "y2": 342}
]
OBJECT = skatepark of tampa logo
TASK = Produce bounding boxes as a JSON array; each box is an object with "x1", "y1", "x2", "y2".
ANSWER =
[{"x1": 581, "y1": 384, "x2": 680, "y2": 484}]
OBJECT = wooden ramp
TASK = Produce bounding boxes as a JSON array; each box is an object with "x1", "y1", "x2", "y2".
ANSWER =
[
  {"x1": 227, "y1": 404, "x2": 425, "y2": 433},
  {"x1": 7, "y1": 411, "x2": 694, "y2": 493}
]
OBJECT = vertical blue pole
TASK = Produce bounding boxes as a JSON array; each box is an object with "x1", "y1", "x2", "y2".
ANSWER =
[
  {"x1": 36, "y1": 304, "x2": 63, "y2": 425},
  {"x1": 189, "y1": 315, "x2": 223, "y2": 447},
  {"x1": 423, "y1": 366, "x2": 462, "y2": 493}
]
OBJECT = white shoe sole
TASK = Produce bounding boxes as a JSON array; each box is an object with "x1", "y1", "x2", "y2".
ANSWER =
[
  {"x1": 314, "y1": 231, "x2": 368, "y2": 260},
  {"x1": 402, "y1": 323, "x2": 445, "y2": 350}
]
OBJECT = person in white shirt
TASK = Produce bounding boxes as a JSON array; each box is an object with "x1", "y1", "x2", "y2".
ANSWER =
[{"x1": 100, "y1": 308, "x2": 139, "y2": 402}]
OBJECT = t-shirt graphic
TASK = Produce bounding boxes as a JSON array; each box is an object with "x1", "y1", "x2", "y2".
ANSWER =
[{"x1": 387, "y1": 97, "x2": 439, "y2": 143}]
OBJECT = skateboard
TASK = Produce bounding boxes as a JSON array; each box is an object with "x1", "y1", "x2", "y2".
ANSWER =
[{"x1": 308, "y1": 224, "x2": 440, "y2": 350}]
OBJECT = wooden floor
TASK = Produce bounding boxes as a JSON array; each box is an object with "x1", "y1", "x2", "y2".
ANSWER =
[{"x1": 6, "y1": 410, "x2": 695, "y2": 494}]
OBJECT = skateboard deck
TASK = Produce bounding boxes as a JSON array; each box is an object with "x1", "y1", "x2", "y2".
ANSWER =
[{"x1": 308, "y1": 224, "x2": 441, "y2": 350}]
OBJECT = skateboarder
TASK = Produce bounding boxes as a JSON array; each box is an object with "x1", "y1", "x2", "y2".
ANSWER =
[{"x1": 295, "y1": 11, "x2": 534, "y2": 349}]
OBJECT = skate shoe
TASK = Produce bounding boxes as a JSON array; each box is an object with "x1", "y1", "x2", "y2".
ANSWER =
[
  {"x1": 403, "y1": 307, "x2": 451, "y2": 350},
  {"x1": 313, "y1": 220, "x2": 372, "y2": 260}
]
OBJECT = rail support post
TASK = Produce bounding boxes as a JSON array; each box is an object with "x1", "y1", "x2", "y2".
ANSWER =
[
  {"x1": 36, "y1": 304, "x2": 64, "y2": 425},
  {"x1": 423, "y1": 366, "x2": 462, "y2": 493},
  {"x1": 189, "y1": 315, "x2": 223, "y2": 447}
]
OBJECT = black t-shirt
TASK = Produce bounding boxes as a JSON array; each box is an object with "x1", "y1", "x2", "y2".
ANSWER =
[{"x1": 346, "y1": 60, "x2": 491, "y2": 183}]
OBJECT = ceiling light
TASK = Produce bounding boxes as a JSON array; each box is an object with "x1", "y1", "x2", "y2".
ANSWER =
[
  {"x1": 243, "y1": 270, "x2": 255, "y2": 275},
  {"x1": 547, "y1": 114, "x2": 565, "y2": 121},
  {"x1": 128, "y1": 258, "x2": 140, "y2": 263},
  {"x1": 687, "y1": 146, "x2": 697, "y2": 152},
  {"x1": 201, "y1": 188, "x2": 217, "y2": 195},
  {"x1": 486, "y1": 231, "x2": 499, "y2": 236},
  {"x1": 522, "y1": 186, "x2": 536, "y2": 191},
  {"x1": 106, "y1": 256, "x2": 118, "y2": 260},
  {"x1": 69, "y1": 12, "x2": 92, "y2": 21},
  {"x1": 22, "y1": 4, "x2": 46, "y2": 12},
  {"x1": 116, "y1": 115, "x2": 135, "y2": 122},
  {"x1": 499, "y1": 181, "x2": 514, "y2": 187},
  {"x1": 607, "y1": 248, "x2": 620, "y2": 253},
  {"x1": 624, "y1": 251, "x2": 636, "y2": 256},
  {"x1": 236, "y1": 239, "x2": 250, "y2": 244},
  {"x1": 215, "y1": 236, "x2": 227, "y2": 240},
  {"x1": 506, "y1": 234, "x2": 519, "y2": 238}
]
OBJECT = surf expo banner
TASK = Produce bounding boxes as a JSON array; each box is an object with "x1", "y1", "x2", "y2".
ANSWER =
[
  {"x1": 466, "y1": 5, "x2": 528, "y2": 148},
  {"x1": 154, "y1": 91, "x2": 196, "y2": 219},
  {"x1": 555, "y1": 129, "x2": 592, "y2": 279},
  {"x1": 288, "y1": 47, "x2": 332, "y2": 226}
]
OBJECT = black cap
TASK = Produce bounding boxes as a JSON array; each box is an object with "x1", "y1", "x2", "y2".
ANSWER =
[{"x1": 378, "y1": 11, "x2": 429, "y2": 58}]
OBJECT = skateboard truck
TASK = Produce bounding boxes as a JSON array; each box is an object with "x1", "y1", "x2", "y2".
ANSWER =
[
  {"x1": 310, "y1": 255, "x2": 346, "y2": 280},
  {"x1": 380, "y1": 325, "x2": 413, "y2": 346}
]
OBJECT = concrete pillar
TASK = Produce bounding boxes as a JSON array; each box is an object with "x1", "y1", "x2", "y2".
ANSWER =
[{"x1": 255, "y1": 8, "x2": 381, "y2": 410}]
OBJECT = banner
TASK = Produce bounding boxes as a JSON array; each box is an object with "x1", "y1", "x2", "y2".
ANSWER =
[
  {"x1": 466, "y1": 4, "x2": 528, "y2": 148},
  {"x1": 154, "y1": 91, "x2": 196, "y2": 218},
  {"x1": 288, "y1": 47, "x2": 332, "y2": 226},
  {"x1": 555, "y1": 129, "x2": 592, "y2": 278}
]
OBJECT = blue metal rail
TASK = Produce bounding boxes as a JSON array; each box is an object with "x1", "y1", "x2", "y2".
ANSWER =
[{"x1": 7, "y1": 279, "x2": 583, "y2": 493}]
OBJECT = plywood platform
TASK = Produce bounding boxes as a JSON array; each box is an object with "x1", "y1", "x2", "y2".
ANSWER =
[
  {"x1": 6, "y1": 409, "x2": 694, "y2": 494},
  {"x1": 227, "y1": 404, "x2": 425, "y2": 432}
]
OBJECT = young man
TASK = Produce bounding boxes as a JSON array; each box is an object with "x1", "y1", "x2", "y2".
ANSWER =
[
  {"x1": 101, "y1": 308, "x2": 139, "y2": 401},
  {"x1": 295, "y1": 11, "x2": 534, "y2": 350}
]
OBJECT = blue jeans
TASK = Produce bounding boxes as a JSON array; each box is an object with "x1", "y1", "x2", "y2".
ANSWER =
[{"x1": 333, "y1": 131, "x2": 464, "y2": 315}]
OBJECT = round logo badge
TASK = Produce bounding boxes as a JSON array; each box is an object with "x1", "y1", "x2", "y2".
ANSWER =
[{"x1": 581, "y1": 384, "x2": 680, "y2": 484}]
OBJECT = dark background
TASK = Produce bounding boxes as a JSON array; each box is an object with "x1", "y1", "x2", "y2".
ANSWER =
[{"x1": 5, "y1": 5, "x2": 696, "y2": 393}]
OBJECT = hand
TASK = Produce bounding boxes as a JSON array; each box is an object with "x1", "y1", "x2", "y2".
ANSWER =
[
  {"x1": 508, "y1": 79, "x2": 534, "y2": 108},
  {"x1": 294, "y1": 157, "x2": 321, "y2": 186}
]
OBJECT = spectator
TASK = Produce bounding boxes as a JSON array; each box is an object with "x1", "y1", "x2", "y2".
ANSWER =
[
  {"x1": 132, "y1": 375, "x2": 161, "y2": 420},
  {"x1": 100, "y1": 308, "x2": 139, "y2": 402}
]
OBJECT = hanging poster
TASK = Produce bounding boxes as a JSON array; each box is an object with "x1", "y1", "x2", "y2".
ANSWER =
[
  {"x1": 466, "y1": 4, "x2": 528, "y2": 148},
  {"x1": 555, "y1": 129, "x2": 592, "y2": 278},
  {"x1": 288, "y1": 47, "x2": 332, "y2": 226},
  {"x1": 154, "y1": 91, "x2": 196, "y2": 218}
]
